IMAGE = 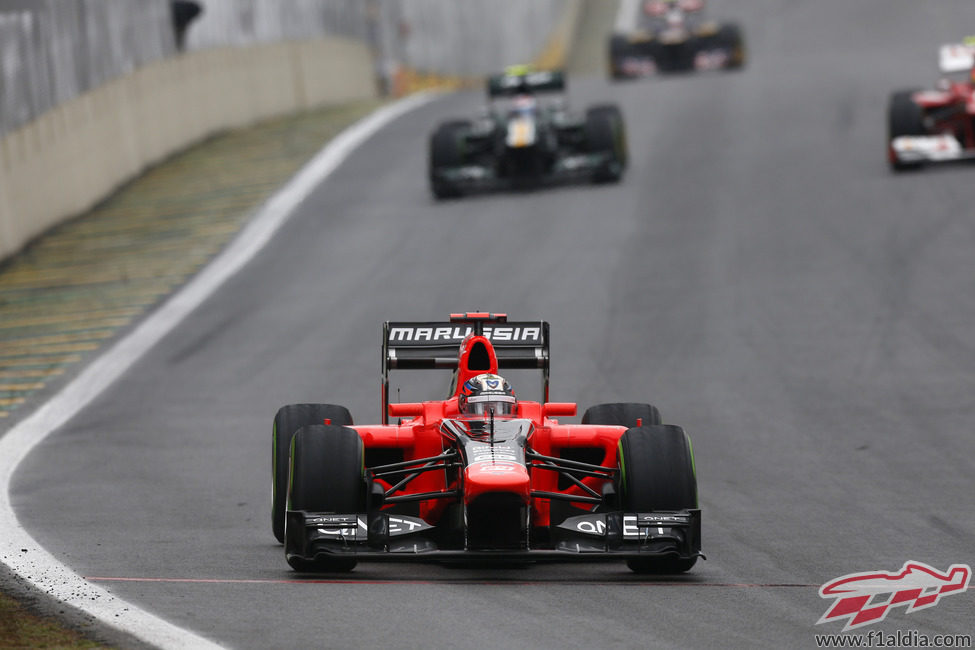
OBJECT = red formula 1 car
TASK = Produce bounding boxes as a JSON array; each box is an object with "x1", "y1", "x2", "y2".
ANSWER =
[
  {"x1": 888, "y1": 41, "x2": 975, "y2": 171},
  {"x1": 271, "y1": 313, "x2": 702, "y2": 573}
]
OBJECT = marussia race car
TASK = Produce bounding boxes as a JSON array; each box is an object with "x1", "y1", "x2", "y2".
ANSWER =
[
  {"x1": 428, "y1": 68, "x2": 628, "y2": 198},
  {"x1": 271, "y1": 313, "x2": 702, "y2": 573},
  {"x1": 609, "y1": 0, "x2": 745, "y2": 79},
  {"x1": 888, "y1": 40, "x2": 975, "y2": 171}
]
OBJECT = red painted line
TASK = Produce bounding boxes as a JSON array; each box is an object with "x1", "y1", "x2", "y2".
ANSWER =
[{"x1": 86, "y1": 576, "x2": 816, "y2": 587}]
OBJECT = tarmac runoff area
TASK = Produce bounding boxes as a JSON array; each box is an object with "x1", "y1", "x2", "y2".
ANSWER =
[{"x1": 0, "y1": 99, "x2": 384, "y2": 423}]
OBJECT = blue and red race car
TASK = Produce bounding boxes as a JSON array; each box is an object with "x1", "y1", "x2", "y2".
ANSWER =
[
  {"x1": 609, "y1": 0, "x2": 745, "y2": 78},
  {"x1": 271, "y1": 313, "x2": 702, "y2": 573}
]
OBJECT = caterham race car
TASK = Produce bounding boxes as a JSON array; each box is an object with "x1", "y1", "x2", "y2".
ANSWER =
[
  {"x1": 608, "y1": 0, "x2": 745, "y2": 78},
  {"x1": 888, "y1": 40, "x2": 975, "y2": 171},
  {"x1": 428, "y1": 69, "x2": 628, "y2": 198},
  {"x1": 271, "y1": 313, "x2": 702, "y2": 574}
]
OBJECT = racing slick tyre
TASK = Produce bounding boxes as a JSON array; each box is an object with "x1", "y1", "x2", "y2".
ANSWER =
[
  {"x1": 585, "y1": 104, "x2": 627, "y2": 183},
  {"x1": 608, "y1": 35, "x2": 632, "y2": 80},
  {"x1": 716, "y1": 23, "x2": 745, "y2": 69},
  {"x1": 272, "y1": 403, "x2": 353, "y2": 543},
  {"x1": 618, "y1": 425, "x2": 698, "y2": 574},
  {"x1": 286, "y1": 425, "x2": 366, "y2": 572},
  {"x1": 429, "y1": 120, "x2": 470, "y2": 199},
  {"x1": 887, "y1": 90, "x2": 924, "y2": 172},
  {"x1": 581, "y1": 402, "x2": 662, "y2": 428}
]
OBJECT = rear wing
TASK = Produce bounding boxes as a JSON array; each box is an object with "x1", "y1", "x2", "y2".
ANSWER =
[
  {"x1": 939, "y1": 40, "x2": 975, "y2": 73},
  {"x1": 382, "y1": 313, "x2": 550, "y2": 424},
  {"x1": 487, "y1": 70, "x2": 566, "y2": 98}
]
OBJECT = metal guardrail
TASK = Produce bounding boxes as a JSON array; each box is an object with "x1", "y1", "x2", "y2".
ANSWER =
[
  {"x1": 0, "y1": 0, "x2": 568, "y2": 138},
  {"x1": 0, "y1": 0, "x2": 175, "y2": 136}
]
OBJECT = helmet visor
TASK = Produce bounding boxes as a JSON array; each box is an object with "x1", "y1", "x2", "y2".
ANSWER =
[{"x1": 464, "y1": 394, "x2": 516, "y2": 416}]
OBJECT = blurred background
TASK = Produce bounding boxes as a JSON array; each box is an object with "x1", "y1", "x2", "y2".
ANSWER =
[{"x1": 0, "y1": 0, "x2": 578, "y2": 260}]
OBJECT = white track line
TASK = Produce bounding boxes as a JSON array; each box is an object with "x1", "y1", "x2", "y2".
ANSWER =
[{"x1": 0, "y1": 91, "x2": 436, "y2": 649}]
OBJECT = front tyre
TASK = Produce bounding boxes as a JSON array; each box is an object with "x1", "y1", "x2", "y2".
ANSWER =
[
  {"x1": 429, "y1": 121, "x2": 470, "y2": 199},
  {"x1": 608, "y1": 34, "x2": 632, "y2": 80},
  {"x1": 717, "y1": 22, "x2": 746, "y2": 69},
  {"x1": 286, "y1": 425, "x2": 366, "y2": 572},
  {"x1": 618, "y1": 425, "x2": 698, "y2": 574},
  {"x1": 272, "y1": 403, "x2": 353, "y2": 543},
  {"x1": 887, "y1": 90, "x2": 925, "y2": 171},
  {"x1": 585, "y1": 104, "x2": 628, "y2": 182}
]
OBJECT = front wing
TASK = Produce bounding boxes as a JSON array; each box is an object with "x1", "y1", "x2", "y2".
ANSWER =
[
  {"x1": 285, "y1": 508, "x2": 703, "y2": 564},
  {"x1": 611, "y1": 34, "x2": 738, "y2": 77},
  {"x1": 431, "y1": 151, "x2": 618, "y2": 194},
  {"x1": 890, "y1": 134, "x2": 975, "y2": 165}
]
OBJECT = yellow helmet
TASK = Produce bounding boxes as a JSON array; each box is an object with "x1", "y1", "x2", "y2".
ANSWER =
[{"x1": 504, "y1": 64, "x2": 534, "y2": 77}]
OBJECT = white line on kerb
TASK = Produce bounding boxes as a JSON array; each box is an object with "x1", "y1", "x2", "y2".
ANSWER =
[{"x1": 0, "y1": 91, "x2": 436, "y2": 649}]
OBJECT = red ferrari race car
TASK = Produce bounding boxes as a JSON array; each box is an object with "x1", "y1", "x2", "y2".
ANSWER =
[
  {"x1": 271, "y1": 313, "x2": 702, "y2": 573},
  {"x1": 888, "y1": 40, "x2": 975, "y2": 171}
]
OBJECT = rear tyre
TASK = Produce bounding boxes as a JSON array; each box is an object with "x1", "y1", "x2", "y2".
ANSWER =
[
  {"x1": 272, "y1": 404, "x2": 353, "y2": 543},
  {"x1": 429, "y1": 121, "x2": 470, "y2": 199},
  {"x1": 286, "y1": 425, "x2": 365, "y2": 572},
  {"x1": 585, "y1": 104, "x2": 628, "y2": 182},
  {"x1": 581, "y1": 402, "x2": 662, "y2": 428},
  {"x1": 887, "y1": 90, "x2": 925, "y2": 171},
  {"x1": 618, "y1": 425, "x2": 698, "y2": 574}
]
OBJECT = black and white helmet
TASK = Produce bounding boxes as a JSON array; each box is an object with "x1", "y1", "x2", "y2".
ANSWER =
[{"x1": 459, "y1": 374, "x2": 517, "y2": 416}]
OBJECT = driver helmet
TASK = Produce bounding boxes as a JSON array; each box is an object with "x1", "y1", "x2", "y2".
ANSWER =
[
  {"x1": 459, "y1": 374, "x2": 517, "y2": 416},
  {"x1": 512, "y1": 94, "x2": 537, "y2": 116}
]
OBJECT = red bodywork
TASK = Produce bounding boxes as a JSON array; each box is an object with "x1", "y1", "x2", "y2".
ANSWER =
[
  {"x1": 354, "y1": 329, "x2": 625, "y2": 528},
  {"x1": 281, "y1": 313, "x2": 702, "y2": 570},
  {"x1": 912, "y1": 82, "x2": 975, "y2": 147}
]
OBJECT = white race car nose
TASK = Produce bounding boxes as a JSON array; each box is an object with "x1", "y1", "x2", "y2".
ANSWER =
[{"x1": 506, "y1": 117, "x2": 537, "y2": 148}]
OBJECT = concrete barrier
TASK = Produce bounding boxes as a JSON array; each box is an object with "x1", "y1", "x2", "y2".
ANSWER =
[
  {"x1": 0, "y1": 1, "x2": 585, "y2": 263},
  {"x1": 0, "y1": 37, "x2": 375, "y2": 261}
]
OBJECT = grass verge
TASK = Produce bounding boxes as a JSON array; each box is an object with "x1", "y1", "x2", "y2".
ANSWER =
[
  {"x1": 0, "y1": 96, "x2": 386, "y2": 648},
  {"x1": 0, "y1": 590, "x2": 108, "y2": 649}
]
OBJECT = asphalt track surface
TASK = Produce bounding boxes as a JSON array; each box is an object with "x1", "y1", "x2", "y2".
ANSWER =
[{"x1": 8, "y1": 1, "x2": 975, "y2": 647}]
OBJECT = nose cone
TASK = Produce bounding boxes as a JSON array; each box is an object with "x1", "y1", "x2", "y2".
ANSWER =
[
  {"x1": 506, "y1": 118, "x2": 537, "y2": 148},
  {"x1": 464, "y1": 462, "x2": 530, "y2": 504}
]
